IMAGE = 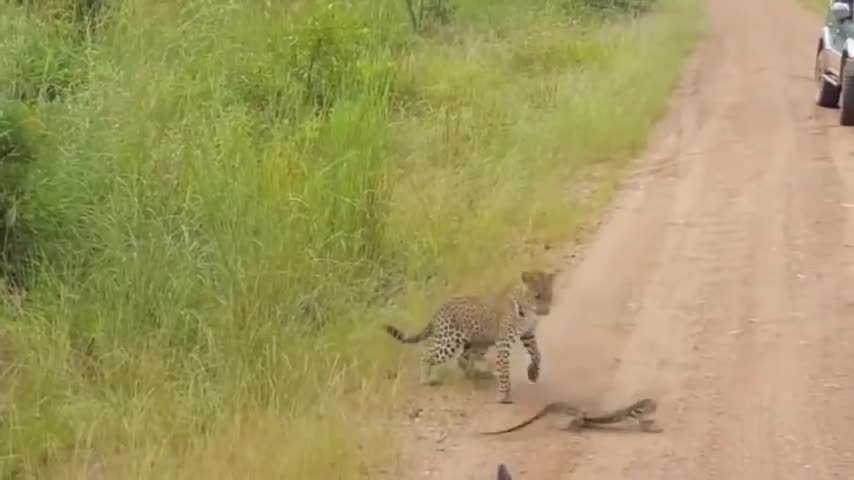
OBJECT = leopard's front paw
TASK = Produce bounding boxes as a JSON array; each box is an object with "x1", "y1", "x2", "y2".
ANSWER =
[
  {"x1": 495, "y1": 391, "x2": 513, "y2": 404},
  {"x1": 527, "y1": 362, "x2": 540, "y2": 382}
]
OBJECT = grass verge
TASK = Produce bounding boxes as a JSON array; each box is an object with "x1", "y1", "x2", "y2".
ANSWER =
[
  {"x1": 0, "y1": 0, "x2": 701, "y2": 477},
  {"x1": 802, "y1": 0, "x2": 826, "y2": 13}
]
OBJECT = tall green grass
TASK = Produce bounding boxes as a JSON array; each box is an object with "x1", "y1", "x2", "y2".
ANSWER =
[
  {"x1": 0, "y1": 0, "x2": 701, "y2": 477},
  {"x1": 803, "y1": 0, "x2": 827, "y2": 13}
]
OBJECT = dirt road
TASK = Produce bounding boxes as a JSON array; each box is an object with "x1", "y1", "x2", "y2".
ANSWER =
[{"x1": 395, "y1": 0, "x2": 854, "y2": 478}]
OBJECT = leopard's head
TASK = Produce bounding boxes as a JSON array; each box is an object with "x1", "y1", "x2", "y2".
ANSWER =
[{"x1": 518, "y1": 270, "x2": 556, "y2": 317}]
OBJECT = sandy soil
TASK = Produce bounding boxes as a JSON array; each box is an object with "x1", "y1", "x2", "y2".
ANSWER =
[{"x1": 389, "y1": 0, "x2": 854, "y2": 478}]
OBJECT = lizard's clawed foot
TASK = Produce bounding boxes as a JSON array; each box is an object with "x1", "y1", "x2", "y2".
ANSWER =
[
  {"x1": 558, "y1": 415, "x2": 585, "y2": 431},
  {"x1": 638, "y1": 418, "x2": 662, "y2": 433}
]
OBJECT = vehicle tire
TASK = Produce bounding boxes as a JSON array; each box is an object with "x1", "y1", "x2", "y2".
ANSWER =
[
  {"x1": 841, "y1": 61, "x2": 854, "y2": 125},
  {"x1": 816, "y1": 50, "x2": 841, "y2": 107}
]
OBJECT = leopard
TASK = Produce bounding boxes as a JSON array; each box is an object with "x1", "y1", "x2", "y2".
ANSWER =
[{"x1": 382, "y1": 270, "x2": 556, "y2": 404}]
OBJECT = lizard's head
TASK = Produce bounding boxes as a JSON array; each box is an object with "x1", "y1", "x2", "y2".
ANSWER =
[{"x1": 627, "y1": 398, "x2": 657, "y2": 418}]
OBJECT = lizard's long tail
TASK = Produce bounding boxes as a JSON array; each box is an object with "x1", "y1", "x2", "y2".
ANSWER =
[
  {"x1": 478, "y1": 404, "x2": 560, "y2": 435},
  {"x1": 382, "y1": 323, "x2": 433, "y2": 344}
]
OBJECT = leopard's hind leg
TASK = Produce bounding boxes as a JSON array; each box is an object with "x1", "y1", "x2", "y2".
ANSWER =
[
  {"x1": 420, "y1": 333, "x2": 466, "y2": 386},
  {"x1": 457, "y1": 343, "x2": 493, "y2": 379}
]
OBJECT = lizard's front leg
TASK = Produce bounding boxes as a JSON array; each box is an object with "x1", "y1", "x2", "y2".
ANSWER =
[
  {"x1": 558, "y1": 411, "x2": 585, "y2": 431},
  {"x1": 637, "y1": 417, "x2": 663, "y2": 433}
]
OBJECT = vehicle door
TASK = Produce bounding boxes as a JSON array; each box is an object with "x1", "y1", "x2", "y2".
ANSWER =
[{"x1": 827, "y1": 0, "x2": 853, "y2": 77}]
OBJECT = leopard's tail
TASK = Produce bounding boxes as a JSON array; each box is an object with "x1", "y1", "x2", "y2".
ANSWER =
[{"x1": 383, "y1": 323, "x2": 433, "y2": 344}]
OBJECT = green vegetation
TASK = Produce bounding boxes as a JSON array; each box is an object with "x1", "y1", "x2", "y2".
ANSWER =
[
  {"x1": 0, "y1": 0, "x2": 700, "y2": 477},
  {"x1": 803, "y1": 0, "x2": 826, "y2": 13}
]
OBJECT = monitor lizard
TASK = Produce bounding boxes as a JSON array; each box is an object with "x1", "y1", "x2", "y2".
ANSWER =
[{"x1": 479, "y1": 397, "x2": 661, "y2": 435}]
